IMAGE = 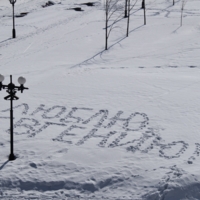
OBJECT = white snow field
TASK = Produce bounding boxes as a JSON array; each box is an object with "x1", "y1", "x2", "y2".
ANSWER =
[{"x1": 1, "y1": 0, "x2": 200, "y2": 199}]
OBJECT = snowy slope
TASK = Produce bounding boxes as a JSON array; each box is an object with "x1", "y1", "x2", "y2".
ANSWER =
[{"x1": 1, "y1": 0, "x2": 200, "y2": 199}]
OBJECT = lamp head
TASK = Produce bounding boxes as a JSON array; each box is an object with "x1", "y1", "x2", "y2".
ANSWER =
[
  {"x1": 18, "y1": 76, "x2": 26, "y2": 85},
  {"x1": 0, "y1": 74, "x2": 4, "y2": 83},
  {"x1": 9, "y1": 0, "x2": 16, "y2": 4}
]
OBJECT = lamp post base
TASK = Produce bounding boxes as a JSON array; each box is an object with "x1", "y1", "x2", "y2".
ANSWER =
[
  {"x1": 9, "y1": 153, "x2": 16, "y2": 161},
  {"x1": 12, "y1": 29, "x2": 16, "y2": 38}
]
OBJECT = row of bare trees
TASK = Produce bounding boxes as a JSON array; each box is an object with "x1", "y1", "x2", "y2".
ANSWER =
[{"x1": 104, "y1": 0, "x2": 188, "y2": 50}]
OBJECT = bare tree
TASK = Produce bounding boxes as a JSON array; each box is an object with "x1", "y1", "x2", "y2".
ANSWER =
[
  {"x1": 126, "y1": 0, "x2": 138, "y2": 37},
  {"x1": 173, "y1": 0, "x2": 175, "y2": 6},
  {"x1": 104, "y1": 0, "x2": 123, "y2": 50},
  {"x1": 180, "y1": 0, "x2": 187, "y2": 26}
]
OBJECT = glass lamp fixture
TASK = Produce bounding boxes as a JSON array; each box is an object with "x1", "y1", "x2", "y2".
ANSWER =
[
  {"x1": 18, "y1": 76, "x2": 26, "y2": 85},
  {"x1": 0, "y1": 74, "x2": 4, "y2": 82}
]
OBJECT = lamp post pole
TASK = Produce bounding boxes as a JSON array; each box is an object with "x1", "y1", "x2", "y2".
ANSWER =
[
  {"x1": 125, "y1": 0, "x2": 128, "y2": 18},
  {"x1": 0, "y1": 74, "x2": 28, "y2": 161},
  {"x1": 141, "y1": 0, "x2": 146, "y2": 25},
  {"x1": 10, "y1": 76, "x2": 14, "y2": 160},
  {"x1": 9, "y1": 0, "x2": 17, "y2": 38}
]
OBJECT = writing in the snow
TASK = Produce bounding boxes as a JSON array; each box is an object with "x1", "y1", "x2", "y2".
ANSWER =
[{"x1": 0, "y1": 103, "x2": 198, "y2": 162}]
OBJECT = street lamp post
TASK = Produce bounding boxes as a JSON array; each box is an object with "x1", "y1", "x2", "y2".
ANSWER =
[
  {"x1": 9, "y1": 0, "x2": 17, "y2": 38},
  {"x1": 141, "y1": 0, "x2": 146, "y2": 25},
  {"x1": 0, "y1": 75, "x2": 28, "y2": 161}
]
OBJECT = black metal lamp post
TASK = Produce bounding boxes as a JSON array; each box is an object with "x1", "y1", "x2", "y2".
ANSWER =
[
  {"x1": 9, "y1": 0, "x2": 17, "y2": 38},
  {"x1": 141, "y1": 0, "x2": 146, "y2": 25},
  {"x1": 0, "y1": 74, "x2": 28, "y2": 161}
]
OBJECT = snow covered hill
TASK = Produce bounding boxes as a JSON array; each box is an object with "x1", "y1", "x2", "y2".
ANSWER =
[{"x1": 0, "y1": 0, "x2": 200, "y2": 199}]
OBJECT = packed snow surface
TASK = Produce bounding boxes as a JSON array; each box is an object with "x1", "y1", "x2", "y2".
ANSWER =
[{"x1": 0, "y1": 0, "x2": 200, "y2": 199}]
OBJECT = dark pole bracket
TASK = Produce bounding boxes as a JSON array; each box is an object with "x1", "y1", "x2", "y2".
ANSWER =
[
  {"x1": 4, "y1": 95, "x2": 19, "y2": 100},
  {"x1": 18, "y1": 85, "x2": 29, "y2": 93}
]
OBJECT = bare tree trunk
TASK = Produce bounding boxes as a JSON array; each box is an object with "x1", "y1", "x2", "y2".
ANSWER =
[
  {"x1": 173, "y1": 0, "x2": 175, "y2": 6},
  {"x1": 126, "y1": 0, "x2": 138, "y2": 37},
  {"x1": 180, "y1": 0, "x2": 187, "y2": 26},
  {"x1": 105, "y1": 17, "x2": 108, "y2": 50},
  {"x1": 180, "y1": 9, "x2": 183, "y2": 26},
  {"x1": 105, "y1": 0, "x2": 108, "y2": 50},
  {"x1": 126, "y1": 0, "x2": 130, "y2": 37},
  {"x1": 143, "y1": 0, "x2": 146, "y2": 25}
]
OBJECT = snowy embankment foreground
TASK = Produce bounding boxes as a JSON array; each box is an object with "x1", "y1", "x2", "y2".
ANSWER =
[{"x1": 0, "y1": 0, "x2": 200, "y2": 199}]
